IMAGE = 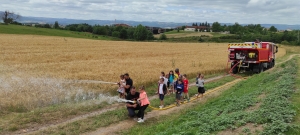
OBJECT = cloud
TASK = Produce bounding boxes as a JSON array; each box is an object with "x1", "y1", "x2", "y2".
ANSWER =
[{"x1": 0, "y1": 0, "x2": 299, "y2": 24}]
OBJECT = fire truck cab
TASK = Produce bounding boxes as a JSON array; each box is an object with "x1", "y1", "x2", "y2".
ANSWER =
[{"x1": 228, "y1": 42, "x2": 278, "y2": 74}]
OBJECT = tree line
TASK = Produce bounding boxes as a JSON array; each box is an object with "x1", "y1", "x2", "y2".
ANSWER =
[
  {"x1": 64, "y1": 23, "x2": 154, "y2": 41},
  {"x1": 210, "y1": 22, "x2": 300, "y2": 45}
]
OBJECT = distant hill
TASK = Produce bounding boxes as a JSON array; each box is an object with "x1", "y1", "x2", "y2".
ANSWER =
[{"x1": 2, "y1": 12, "x2": 299, "y2": 30}]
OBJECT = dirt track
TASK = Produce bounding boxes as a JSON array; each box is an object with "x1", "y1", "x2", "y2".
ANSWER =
[{"x1": 277, "y1": 54, "x2": 300, "y2": 65}]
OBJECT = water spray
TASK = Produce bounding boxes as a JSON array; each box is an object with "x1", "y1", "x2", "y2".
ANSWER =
[{"x1": 75, "y1": 80, "x2": 118, "y2": 84}]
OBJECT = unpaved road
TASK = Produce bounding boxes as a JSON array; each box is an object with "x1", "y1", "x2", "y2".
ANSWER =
[
  {"x1": 19, "y1": 74, "x2": 228, "y2": 135},
  {"x1": 277, "y1": 54, "x2": 300, "y2": 65}
]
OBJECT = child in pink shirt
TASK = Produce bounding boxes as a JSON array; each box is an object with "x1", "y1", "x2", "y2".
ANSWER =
[{"x1": 137, "y1": 86, "x2": 150, "y2": 123}]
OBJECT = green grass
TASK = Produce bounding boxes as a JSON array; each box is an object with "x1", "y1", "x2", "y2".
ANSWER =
[
  {"x1": 122, "y1": 58, "x2": 299, "y2": 135},
  {"x1": 0, "y1": 24, "x2": 116, "y2": 40},
  {"x1": 37, "y1": 109, "x2": 128, "y2": 135},
  {"x1": 164, "y1": 30, "x2": 194, "y2": 34},
  {"x1": 0, "y1": 101, "x2": 108, "y2": 134},
  {"x1": 210, "y1": 32, "x2": 235, "y2": 37},
  {"x1": 286, "y1": 58, "x2": 300, "y2": 134}
]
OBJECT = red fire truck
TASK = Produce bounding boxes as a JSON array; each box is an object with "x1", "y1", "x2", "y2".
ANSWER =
[{"x1": 228, "y1": 42, "x2": 278, "y2": 74}]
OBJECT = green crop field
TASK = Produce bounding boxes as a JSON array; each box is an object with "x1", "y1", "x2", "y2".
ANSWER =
[{"x1": 0, "y1": 24, "x2": 116, "y2": 40}]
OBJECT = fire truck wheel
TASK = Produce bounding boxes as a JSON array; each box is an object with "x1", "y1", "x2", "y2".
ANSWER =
[
  {"x1": 232, "y1": 67, "x2": 238, "y2": 74},
  {"x1": 271, "y1": 61, "x2": 275, "y2": 68},
  {"x1": 259, "y1": 64, "x2": 264, "y2": 73}
]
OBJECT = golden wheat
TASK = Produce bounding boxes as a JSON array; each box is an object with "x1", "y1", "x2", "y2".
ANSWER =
[{"x1": 0, "y1": 34, "x2": 286, "y2": 110}]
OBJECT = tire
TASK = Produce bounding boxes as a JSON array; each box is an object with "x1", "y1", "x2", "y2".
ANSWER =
[
  {"x1": 232, "y1": 67, "x2": 238, "y2": 74},
  {"x1": 259, "y1": 63, "x2": 264, "y2": 73},
  {"x1": 231, "y1": 63, "x2": 238, "y2": 74},
  {"x1": 267, "y1": 62, "x2": 273, "y2": 69}
]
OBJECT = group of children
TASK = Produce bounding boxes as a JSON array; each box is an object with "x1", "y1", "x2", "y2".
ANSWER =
[
  {"x1": 116, "y1": 69, "x2": 206, "y2": 123},
  {"x1": 157, "y1": 69, "x2": 206, "y2": 108},
  {"x1": 117, "y1": 68, "x2": 206, "y2": 110}
]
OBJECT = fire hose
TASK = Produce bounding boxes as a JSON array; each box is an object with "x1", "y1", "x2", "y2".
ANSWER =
[
  {"x1": 148, "y1": 78, "x2": 245, "y2": 110},
  {"x1": 227, "y1": 60, "x2": 243, "y2": 79}
]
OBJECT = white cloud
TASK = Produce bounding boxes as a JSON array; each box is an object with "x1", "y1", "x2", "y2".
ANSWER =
[{"x1": 0, "y1": 0, "x2": 299, "y2": 24}]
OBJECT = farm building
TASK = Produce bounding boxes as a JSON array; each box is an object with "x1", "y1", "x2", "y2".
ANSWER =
[{"x1": 146, "y1": 26, "x2": 165, "y2": 34}]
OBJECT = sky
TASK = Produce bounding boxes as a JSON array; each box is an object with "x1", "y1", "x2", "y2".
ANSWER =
[{"x1": 1, "y1": 0, "x2": 300, "y2": 25}]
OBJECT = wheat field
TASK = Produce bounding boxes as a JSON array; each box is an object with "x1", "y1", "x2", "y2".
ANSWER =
[{"x1": 0, "y1": 34, "x2": 286, "y2": 110}]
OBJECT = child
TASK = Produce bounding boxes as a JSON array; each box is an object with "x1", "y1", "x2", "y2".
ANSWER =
[
  {"x1": 117, "y1": 74, "x2": 126, "y2": 98},
  {"x1": 159, "y1": 71, "x2": 165, "y2": 79},
  {"x1": 168, "y1": 70, "x2": 175, "y2": 94},
  {"x1": 196, "y1": 74, "x2": 205, "y2": 98},
  {"x1": 158, "y1": 78, "x2": 167, "y2": 109},
  {"x1": 175, "y1": 79, "x2": 184, "y2": 106},
  {"x1": 156, "y1": 71, "x2": 166, "y2": 94},
  {"x1": 182, "y1": 74, "x2": 190, "y2": 102},
  {"x1": 137, "y1": 86, "x2": 150, "y2": 123}
]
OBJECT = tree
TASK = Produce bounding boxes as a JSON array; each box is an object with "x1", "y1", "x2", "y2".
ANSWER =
[
  {"x1": 269, "y1": 26, "x2": 277, "y2": 32},
  {"x1": 1, "y1": 10, "x2": 21, "y2": 24},
  {"x1": 119, "y1": 28, "x2": 127, "y2": 39},
  {"x1": 146, "y1": 31, "x2": 154, "y2": 40},
  {"x1": 54, "y1": 21, "x2": 59, "y2": 29},
  {"x1": 44, "y1": 24, "x2": 51, "y2": 28},
  {"x1": 112, "y1": 31, "x2": 120, "y2": 38},
  {"x1": 93, "y1": 26, "x2": 108, "y2": 35},
  {"x1": 212, "y1": 22, "x2": 222, "y2": 32},
  {"x1": 181, "y1": 26, "x2": 186, "y2": 30},
  {"x1": 133, "y1": 24, "x2": 148, "y2": 41},
  {"x1": 127, "y1": 28, "x2": 135, "y2": 39}
]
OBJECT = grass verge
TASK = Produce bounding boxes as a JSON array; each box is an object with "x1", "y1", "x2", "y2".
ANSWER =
[
  {"x1": 286, "y1": 57, "x2": 300, "y2": 134},
  {"x1": 0, "y1": 101, "x2": 109, "y2": 134}
]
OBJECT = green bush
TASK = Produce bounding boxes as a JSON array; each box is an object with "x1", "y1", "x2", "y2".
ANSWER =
[
  {"x1": 159, "y1": 33, "x2": 167, "y2": 40},
  {"x1": 281, "y1": 40, "x2": 290, "y2": 45},
  {"x1": 112, "y1": 31, "x2": 120, "y2": 38}
]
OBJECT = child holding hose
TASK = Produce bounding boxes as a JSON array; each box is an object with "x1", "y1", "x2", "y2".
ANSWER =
[{"x1": 137, "y1": 86, "x2": 150, "y2": 123}]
